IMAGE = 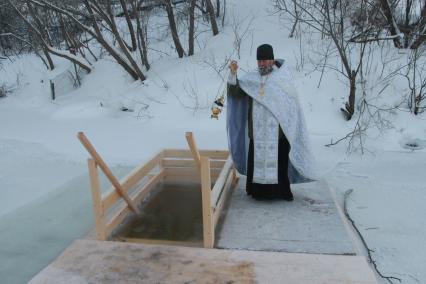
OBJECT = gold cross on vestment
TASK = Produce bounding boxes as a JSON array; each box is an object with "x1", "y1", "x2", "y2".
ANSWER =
[
  {"x1": 259, "y1": 85, "x2": 265, "y2": 96},
  {"x1": 259, "y1": 74, "x2": 270, "y2": 96}
]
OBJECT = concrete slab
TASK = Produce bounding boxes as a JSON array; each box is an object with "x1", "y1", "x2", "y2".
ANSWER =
[
  {"x1": 216, "y1": 179, "x2": 356, "y2": 255},
  {"x1": 30, "y1": 239, "x2": 377, "y2": 284}
]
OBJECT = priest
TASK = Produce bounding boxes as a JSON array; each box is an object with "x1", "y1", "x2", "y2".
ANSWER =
[{"x1": 226, "y1": 44, "x2": 317, "y2": 201}]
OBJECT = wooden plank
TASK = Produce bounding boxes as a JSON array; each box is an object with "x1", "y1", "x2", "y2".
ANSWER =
[
  {"x1": 116, "y1": 237, "x2": 203, "y2": 248},
  {"x1": 77, "y1": 132, "x2": 139, "y2": 215},
  {"x1": 163, "y1": 175, "x2": 202, "y2": 183},
  {"x1": 164, "y1": 149, "x2": 228, "y2": 159},
  {"x1": 210, "y1": 155, "x2": 233, "y2": 208},
  {"x1": 131, "y1": 170, "x2": 165, "y2": 206},
  {"x1": 102, "y1": 152, "x2": 163, "y2": 211},
  {"x1": 122, "y1": 152, "x2": 163, "y2": 191},
  {"x1": 213, "y1": 170, "x2": 234, "y2": 228},
  {"x1": 162, "y1": 159, "x2": 225, "y2": 169},
  {"x1": 105, "y1": 204, "x2": 130, "y2": 238},
  {"x1": 103, "y1": 171, "x2": 159, "y2": 213},
  {"x1": 104, "y1": 170, "x2": 165, "y2": 237},
  {"x1": 164, "y1": 167, "x2": 222, "y2": 177},
  {"x1": 185, "y1": 132, "x2": 201, "y2": 168},
  {"x1": 164, "y1": 168, "x2": 221, "y2": 184},
  {"x1": 200, "y1": 156, "x2": 214, "y2": 248},
  {"x1": 87, "y1": 159, "x2": 107, "y2": 241},
  {"x1": 163, "y1": 174, "x2": 219, "y2": 184}
]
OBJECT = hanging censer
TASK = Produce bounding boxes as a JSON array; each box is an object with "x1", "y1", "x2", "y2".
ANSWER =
[
  {"x1": 210, "y1": 60, "x2": 236, "y2": 119},
  {"x1": 211, "y1": 95, "x2": 225, "y2": 119}
]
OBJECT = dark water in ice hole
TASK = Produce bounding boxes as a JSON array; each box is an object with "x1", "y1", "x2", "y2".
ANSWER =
[{"x1": 118, "y1": 182, "x2": 207, "y2": 242}]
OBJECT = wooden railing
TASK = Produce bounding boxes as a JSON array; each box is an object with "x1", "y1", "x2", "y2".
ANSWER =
[
  {"x1": 81, "y1": 132, "x2": 238, "y2": 248},
  {"x1": 200, "y1": 155, "x2": 236, "y2": 248},
  {"x1": 87, "y1": 152, "x2": 164, "y2": 240}
]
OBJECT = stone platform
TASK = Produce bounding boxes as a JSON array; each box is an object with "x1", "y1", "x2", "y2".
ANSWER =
[
  {"x1": 30, "y1": 239, "x2": 377, "y2": 284},
  {"x1": 217, "y1": 179, "x2": 356, "y2": 255}
]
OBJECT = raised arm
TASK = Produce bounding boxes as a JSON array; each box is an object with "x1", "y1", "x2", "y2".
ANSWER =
[{"x1": 227, "y1": 60, "x2": 245, "y2": 98}]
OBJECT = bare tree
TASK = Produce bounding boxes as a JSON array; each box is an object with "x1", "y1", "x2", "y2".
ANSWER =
[
  {"x1": 378, "y1": 0, "x2": 403, "y2": 48},
  {"x1": 216, "y1": 0, "x2": 220, "y2": 18},
  {"x1": 276, "y1": 0, "x2": 370, "y2": 120},
  {"x1": 103, "y1": 0, "x2": 146, "y2": 78},
  {"x1": 130, "y1": 0, "x2": 150, "y2": 69},
  {"x1": 7, "y1": 0, "x2": 92, "y2": 73},
  {"x1": 3, "y1": 0, "x2": 224, "y2": 83},
  {"x1": 231, "y1": 14, "x2": 254, "y2": 60},
  {"x1": 288, "y1": 0, "x2": 299, "y2": 38},
  {"x1": 403, "y1": 0, "x2": 413, "y2": 48},
  {"x1": 351, "y1": 0, "x2": 426, "y2": 49},
  {"x1": 188, "y1": 0, "x2": 197, "y2": 56},
  {"x1": 28, "y1": 0, "x2": 146, "y2": 80},
  {"x1": 221, "y1": 0, "x2": 226, "y2": 27},
  {"x1": 25, "y1": 0, "x2": 55, "y2": 70},
  {"x1": 164, "y1": 0, "x2": 185, "y2": 58},
  {"x1": 403, "y1": 47, "x2": 426, "y2": 114},
  {"x1": 118, "y1": 0, "x2": 137, "y2": 51},
  {"x1": 205, "y1": 0, "x2": 219, "y2": 35},
  {"x1": 7, "y1": 0, "x2": 55, "y2": 70},
  {"x1": 0, "y1": 32, "x2": 50, "y2": 69},
  {"x1": 408, "y1": 1, "x2": 426, "y2": 49}
]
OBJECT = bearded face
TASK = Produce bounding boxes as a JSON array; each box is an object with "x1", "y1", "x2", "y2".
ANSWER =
[{"x1": 257, "y1": 59, "x2": 274, "y2": 76}]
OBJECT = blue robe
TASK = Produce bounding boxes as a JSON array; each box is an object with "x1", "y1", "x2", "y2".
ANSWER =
[{"x1": 226, "y1": 60, "x2": 315, "y2": 184}]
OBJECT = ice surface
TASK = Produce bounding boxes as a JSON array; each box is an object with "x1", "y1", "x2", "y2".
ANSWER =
[{"x1": 0, "y1": 160, "x2": 133, "y2": 284}]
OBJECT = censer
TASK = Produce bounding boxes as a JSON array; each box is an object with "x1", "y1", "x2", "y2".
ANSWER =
[
  {"x1": 211, "y1": 95, "x2": 225, "y2": 119},
  {"x1": 210, "y1": 60, "x2": 238, "y2": 119}
]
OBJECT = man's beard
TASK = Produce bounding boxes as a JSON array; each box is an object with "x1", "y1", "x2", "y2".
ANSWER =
[{"x1": 258, "y1": 65, "x2": 273, "y2": 76}]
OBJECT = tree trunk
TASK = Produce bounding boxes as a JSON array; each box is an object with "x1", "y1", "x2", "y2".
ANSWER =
[
  {"x1": 21, "y1": 0, "x2": 91, "y2": 72},
  {"x1": 198, "y1": 0, "x2": 208, "y2": 21},
  {"x1": 25, "y1": 1, "x2": 55, "y2": 70},
  {"x1": 205, "y1": 0, "x2": 219, "y2": 35},
  {"x1": 221, "y1": 0, "x2": 226, "y2": 27},
  {"x1": 404, "y1": 0, "x2": 412, "y2": 47},
  {"x1": 26, "y1": 1, "x2": 52, "y2": 47},
  {"x1": 119, "y1": 0, "x2": 137, "y2": 51},
  {"x1": 343, "y1": 70, "x2": 357, "y2": 120},
  {"x1": 188, "y1": 0, "x2": 196, "y2": 56},
  {"x1": 41, "y1": 47, "x2": 55, "y2": 70},
  {"x1": 379, "y1": 0, "x2": 402, "y2": 47},
  {"x1": 84, "y1": 0, "x2": 140, "y2": 79},
  {"x1": 105, "y1": 0, "x2": 146, "y2": 80},
  {"x1": 289, "y1": 0, "x2": 299, "y2": 38},
  {"x1": 410, "y1": 0, "x2": 426, "y2": 49},
  {"x1": 130, "y1": 0, "x2": 150, "y2": 69},
  {"x1": 216, "y1": 0, "x2": 220, "y2": 18},
  {"x1": 165, "y1": 0, "x2": 185, "y2": 58}
]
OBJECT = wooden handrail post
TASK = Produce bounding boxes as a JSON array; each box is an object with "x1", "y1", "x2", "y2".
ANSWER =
[
  {"x1": 185, "y1": 132, "x2": 201, "y2": 169},
  {"x1": 87, "y1": 158, "x2": 107, "y2": 240},
  {"x1": 201, "y1": 155, "x2": 214, "y2": 248},
  {"x1": 232, "y1": 166, "x2": 239, "y2": 188},
  {"x1": 77, "y1": 132, "x2": 140, "y2": 215}
]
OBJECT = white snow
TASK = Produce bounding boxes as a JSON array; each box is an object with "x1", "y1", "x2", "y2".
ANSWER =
[{"x1": 1, "y1": 0, "x2": 426, "y2": 283}]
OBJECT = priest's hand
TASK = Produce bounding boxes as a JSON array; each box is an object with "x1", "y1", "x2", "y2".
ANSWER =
[{"x1": 229, "y1": 60, "x2": 238, "y2": 75}]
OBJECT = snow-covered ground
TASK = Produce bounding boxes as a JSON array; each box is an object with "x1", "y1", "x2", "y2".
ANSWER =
[
  {"x1": 325, "y1": 151, "x2": 426, "y2": 283},
  {"x1": 1, "y1": 0, "x2": 426, "y2": 283}
]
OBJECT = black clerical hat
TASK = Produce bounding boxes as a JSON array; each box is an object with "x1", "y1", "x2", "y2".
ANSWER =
[{"x1": 257, "y1": 44, "x2": 274, "y2": 60}]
